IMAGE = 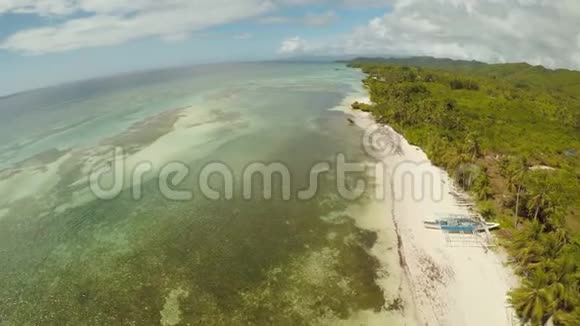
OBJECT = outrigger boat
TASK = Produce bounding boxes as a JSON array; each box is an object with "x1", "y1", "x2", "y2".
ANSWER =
[{"x1": 423, "y1": 215, "x2": 500, "y2": 232}]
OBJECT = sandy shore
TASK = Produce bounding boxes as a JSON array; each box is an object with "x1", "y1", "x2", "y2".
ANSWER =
[{"x1": 349, "y1": 98, "x2": 519, "y2": 326}]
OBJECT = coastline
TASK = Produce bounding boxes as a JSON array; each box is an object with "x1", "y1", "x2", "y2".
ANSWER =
[{"x1": 348, "y1": 96, "x2": 518, "y2": 326}]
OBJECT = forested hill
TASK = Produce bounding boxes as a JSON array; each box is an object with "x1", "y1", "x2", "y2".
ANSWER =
[
  {"x1": 348, "y1": 56, "x2": 580, "y2": 96},
  {"x1": 348, "y1": 57, "x2": 579, "y2": 325},
  {"x1": 348, "y1": 57, "x2": 579, "y2": 167},
  {"x1": 345, "y1": 56, "x2": 488, "y2": 70}
]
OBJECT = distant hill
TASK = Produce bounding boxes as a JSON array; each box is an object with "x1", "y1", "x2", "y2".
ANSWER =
[
  {"x1": 344, "y1": 56, "x2": 487, "y2": 70},
  {"x1": 347, "y1": 56, "x2": 580, "y2": 97}
]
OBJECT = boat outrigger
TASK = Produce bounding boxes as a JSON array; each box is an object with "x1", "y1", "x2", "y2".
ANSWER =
[{"x1": 423, "y1": 214, "x2": 500, "y2": 232}]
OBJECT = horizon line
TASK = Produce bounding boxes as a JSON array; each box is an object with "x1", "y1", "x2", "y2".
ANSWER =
[{"x1": 1, "y1": 55, "x2": 576, "y2": 99}]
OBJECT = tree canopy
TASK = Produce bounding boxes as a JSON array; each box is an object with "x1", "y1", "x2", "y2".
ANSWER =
[{"x1": 349, "y1": 57, "x2": 580, "y2": 325}]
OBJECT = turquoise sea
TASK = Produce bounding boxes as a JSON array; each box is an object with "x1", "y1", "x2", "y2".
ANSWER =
[{"x1": 0, "y1": 63, "x2": 398, "y2": 325}]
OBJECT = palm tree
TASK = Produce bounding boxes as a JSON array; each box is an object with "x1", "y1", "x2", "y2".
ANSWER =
[
  {"x1": 443, "y1": 146, "x2": 470, "y2": 170},
  {"x1": 507, "y1": 177, "x2": 523, "y2": 226},
  {"x1": 509, "y1": 220, "x2": 545, "y2": 272},
  {"x1": 509, "y1": 267, "x2": 555, "y2": 325},
  {"x1": 527, "y1": 179, "x2": 553, "y2": 221},
  {"x1": 511, "y1": 220, "x2": 542, "y2": 248},
  {"x1": 513, "y1": 242, "x2": 546, "y2": 273},
  {"x1": 508, "y1": 157, "x2": 529, "y2": 227},
  {"x1": 525, "y1": 170, "x2": 560, "y2": 222},
  {"x1": 539, "y1": 232, "x2": 567, "y2": 261},
  {"x1": 552, "y1": 308, "x2": 580, "y2": 326},
  {"x1": 549, "y1": 251, "x2": 579, "y2": 326},
  {"x1": 463, "y1": 132, "x2": 481, "y2": 161},
  {"x1": 473, "y1": 173, "x2": 492, "y2": 200}
]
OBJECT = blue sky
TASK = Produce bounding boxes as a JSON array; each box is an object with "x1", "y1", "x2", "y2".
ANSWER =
[
  {"x1": 0, "y1": 1, "x2": 391, "y2": 96},
  {"x1": 1, "y1": 0, "x2": 579, "y2": 96}
]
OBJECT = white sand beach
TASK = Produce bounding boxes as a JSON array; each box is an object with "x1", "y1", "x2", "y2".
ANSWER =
[{"x1": 349, "y1": 99, "x2": 519, "y2": 326}]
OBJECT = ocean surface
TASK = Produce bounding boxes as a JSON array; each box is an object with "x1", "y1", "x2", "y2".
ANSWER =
[{"x1": 0, "y1": 63, "x2": 396, "y2": 325}]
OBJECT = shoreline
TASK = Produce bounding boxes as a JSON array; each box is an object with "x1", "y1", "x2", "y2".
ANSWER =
[{"x1": 348, "y1": 96, "x2": 518, "y2": 326}]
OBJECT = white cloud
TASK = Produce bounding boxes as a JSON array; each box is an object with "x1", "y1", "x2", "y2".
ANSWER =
[
  {"x1": 0, "y1": 0, "x2": 275, "y2": 54},
  {"x1": 0, "y1": 0, "x2": 77, "y2": 16},
  {"x1": 258, "y1": 16, "x2": 293, "y2": 24},
  {"x1": 280, "y1": 0, "x2": 580, "y2": 70},
  {"x1": 0, "y1": 0, "x2": 391, "y2": 16},
  {"x1": 278, "y1": 36, "x2": 307, "y2": 54},
  {"x1": 0, "y1": 0, "x2": 391, "y2": 55},
  {"x1": 259, "y1": 10, "x2": 337, "y2": 26},
  {"x1": 3, "y1": 0, "x2": 580, "y2": 70},
  {"x1": 0, "y1": 0, "x2": 162, "y2": 16},
  {"x1": 342, "y1": 0, "x2": 393, "y2": 8},
  {"x1": 276, "y1": 0, "x2": 391, "y2": 6}
]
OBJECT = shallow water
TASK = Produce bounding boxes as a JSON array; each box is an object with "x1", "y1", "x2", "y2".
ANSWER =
[{"x1": 0, "y1": 63, "x2": 395, "y2": 325}]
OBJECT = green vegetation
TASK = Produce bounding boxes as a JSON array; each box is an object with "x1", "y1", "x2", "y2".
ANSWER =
[{"x1": 348, "y1": 57, "x2": 580, "y2": 325}]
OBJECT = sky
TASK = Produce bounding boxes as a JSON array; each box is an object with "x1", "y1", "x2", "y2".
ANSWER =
[{"x1": 1, "y1": 0, "x2": 580, "y2": 96}]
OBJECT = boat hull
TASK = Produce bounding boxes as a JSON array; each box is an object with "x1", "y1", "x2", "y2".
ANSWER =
[{"x1": 423, "y1": 220, "x2": 500, "y2": 232}]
